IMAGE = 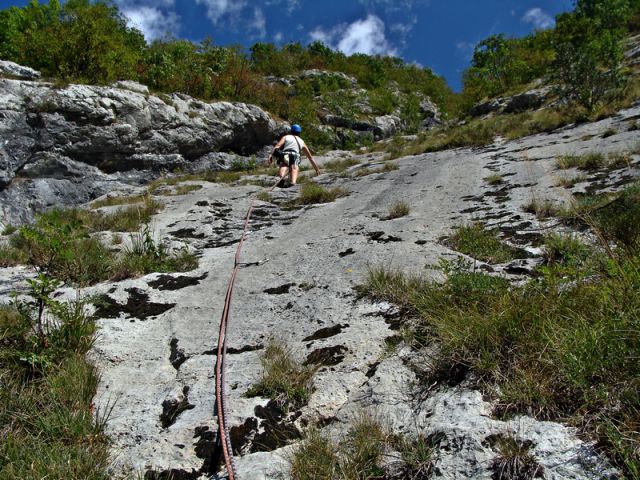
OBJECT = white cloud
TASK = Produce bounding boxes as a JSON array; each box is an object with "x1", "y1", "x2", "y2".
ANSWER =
[
  {"x1": 310, "y1": 15, "x2": 397, "y2": 56},
  {"x1": 274, "y1": 31, "x2": 284, "y2": 43},
  {"x1": 455, "y1": 41, "x2": 475, "y2": 61},
  {"x1": 358, "y1": 0, "x2": 429, "y2": 12},
  {"x1": 521, "y1": 7, "x2": 555, "y2": 30},
  {"x1": 265, "y1": 0, "x2": 300, "y2": 14},
  {"x1": 121, "y1": 6, "x2": 181, "y2": 41},
  {"x1": 249, "y1": 7, "x2": 267, "y2": 39},
  {"x1": 195, "y1": 0, "x2": 246, "y2": 24}
]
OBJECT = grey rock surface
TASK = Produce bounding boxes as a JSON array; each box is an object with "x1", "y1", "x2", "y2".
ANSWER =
[
  {"x1": 0, "y1": 73, "x2": 283, "y2": 224},
  {"x1": 470, "y1": 86, "x2": 552, "y2": 117},
  {"x1": 84, "y1": 103, "x2": 640, "y2": 478},
  {"x1": 2, "y1": 100, "x2": 639, "y2": 479},
  {"x1": 0, "y1": 60, "x2": 41, "y2": 80}
]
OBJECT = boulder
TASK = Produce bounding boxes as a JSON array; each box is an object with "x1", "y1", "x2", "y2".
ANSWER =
[
  {"x1": 0, "y1": 60, "x2": 41, "y2": 80},
  {"x1": 112, "y1": 80, "x2": 149, "y2": 95},
  {"x1": 0, "y1": 68, "x2": 284, "y2": 224},
  {"x1": 503, "y1": 87, "x2": 551, "y2": 113},
  {"x1": 470, "y1": 86, "x2": 551, "y2": 117},
  {"x1": 299, "y1": 69, "x2": 357, "y2": 88},
  {"x1": 374, "y1": 115, "x2": 403, "y2": 138},
  {"x1": 470, "y1": 98, "x2": 506, "y2": 117}
]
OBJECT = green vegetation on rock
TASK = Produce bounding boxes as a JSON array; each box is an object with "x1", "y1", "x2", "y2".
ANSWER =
[{"x1": 363, "y1": 183, "x2": 640, "y2": 477}]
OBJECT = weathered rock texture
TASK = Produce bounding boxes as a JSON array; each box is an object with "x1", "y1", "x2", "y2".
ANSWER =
[
  {"x1": 0, "y1": 71, "x2": 283, "y2": 224},
  {"x1": 470, "y1": 86, "x2": 552, "y2": 117},
  {"x1": 2, "y1": 65, "x2": 639, "y2": 479},
  {"x1": 4, "y1": 103, "x2": 628, "y2": 479}
]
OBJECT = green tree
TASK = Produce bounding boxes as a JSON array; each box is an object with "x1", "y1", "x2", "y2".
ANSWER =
[{"x1": 554, "y1": 2, "x2": 629, "y2": 109}]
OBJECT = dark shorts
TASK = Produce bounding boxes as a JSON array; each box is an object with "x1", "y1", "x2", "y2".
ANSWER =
[{"x1": 277, "y1": 150, "x2": 301, "y2": 168}]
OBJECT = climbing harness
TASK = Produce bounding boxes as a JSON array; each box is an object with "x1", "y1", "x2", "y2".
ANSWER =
[{"x1": 214, "y1": 172, "x2": 289, "y2": 480}]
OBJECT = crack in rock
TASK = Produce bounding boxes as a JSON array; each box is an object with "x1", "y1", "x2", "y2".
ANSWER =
[
  {"x1": 263, "y1": 283, "x2": 296, "y2": 295},
  {"x1": 160, "y1": 386, "x2": 195, "y2": 428},
  {"x1": 148, "y1": 273, "x2": 208, "y2": 291},
  {"x1": 169, "y1": 338, "x2": 188, "y2": 370},
  {"x1": 169, "y1": 228, "x2": 205, "y2": 239},
  {"x1": 304, "y1": 345, "x2": 348, "y2": 366},
  {"x1": 93, "y1": 288, "x2": 176, "y2": 320},
  {"x1": 302, "y1": 324, "x2": 349, "y2": 341},
  {"x1": 367, "y1": 231, "x2": 402, "y2": 243}
]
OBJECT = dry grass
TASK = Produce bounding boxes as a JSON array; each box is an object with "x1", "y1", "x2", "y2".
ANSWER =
[{"x1": 387, "y1": 201, "x2": 410, "y2": 219}]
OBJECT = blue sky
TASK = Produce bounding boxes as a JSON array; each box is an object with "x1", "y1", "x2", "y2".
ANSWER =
[{"x1": 0, "y1": 0, "x2": 574, "y2": 90}]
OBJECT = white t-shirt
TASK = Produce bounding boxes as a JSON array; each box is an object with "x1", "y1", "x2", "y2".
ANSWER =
[{"x1": 282, "y1": 134, "x2": 306, "y2": 153}]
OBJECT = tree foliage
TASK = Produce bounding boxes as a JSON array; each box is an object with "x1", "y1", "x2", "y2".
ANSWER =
[
  {"x1": 0, "y1": 0, "x2": 144, "y2": 83},
  {"x1": 554, "y1": 0, "x2": 631, "y2": 109}
]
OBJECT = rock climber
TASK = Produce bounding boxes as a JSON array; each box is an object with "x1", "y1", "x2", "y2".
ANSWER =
[{"x1": 267, "y1": 124, "x2": 320, "y2": 186}]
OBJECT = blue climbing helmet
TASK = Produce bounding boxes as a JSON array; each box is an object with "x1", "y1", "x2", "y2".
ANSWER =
[{"x1": 291, "y1": 124, "x2": 302, "y2": 134}]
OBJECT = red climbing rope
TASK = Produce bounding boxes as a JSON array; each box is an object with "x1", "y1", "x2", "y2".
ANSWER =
[{"x1": 214, "y1": 173, "x2": 286, "y2": 480}]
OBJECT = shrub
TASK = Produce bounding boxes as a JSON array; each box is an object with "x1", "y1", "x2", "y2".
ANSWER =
[
  {"x1": 0, "y1": 292, "x2": 109, "y2": 480},
  {"x1": 110, "y1": 225, "x2": 197, "y2": 280}
]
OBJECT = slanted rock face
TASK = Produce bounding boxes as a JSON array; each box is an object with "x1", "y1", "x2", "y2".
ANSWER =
[
  {"x1": 0, "y1": 60, "x2": 41, "y2": 80},
  {"x1": 0, "y1": 66, "x2": 285, "y2": 224},
  {"x1": 470, "y1": 86, "x2": 552, "y2": 117}
]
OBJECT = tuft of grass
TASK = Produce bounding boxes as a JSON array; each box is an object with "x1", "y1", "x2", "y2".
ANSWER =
[
  {"x1": 109, "y1": 225, "x2": 197, "y2": 281},
  {"x1": 246, "y1": 339, "x2": 315, "y2": 411},
  {"x1": 256, "y1": 191, "x2": 272, "y2": 203},
  {"x1": 555, "y1": 175, "x2": 587, "y2": 188},
  {"x1": 608, "y1": 151, "x2": 633, "y2": 169},
  {"x1": 522, "y1": 198, "x2": 563, "y2": 220},
  {"x1": 85, "y1": 196, "x2": 163, "y2": 232},
  {"x1": 290, "y1": 413, "x2": 389, "y2": 480},
  {"x1": 154, "y1": 184, "x2": 203, "y2": 196},
  {"x1": 289, "y1": 429, "x2": 337, "y2": 480},
  {"x1": 387, "y1": 201, "x2": 410, "y2": 219},
  {"x1": 555, "y1": 152, "x2": 606, "y2": 171},
  {"x1": 292, "y1": 182, "x2": 348, "y2": 206},
  {"x1": 489, "y1": 435, "x2": 544, "y2": 480},
  {"x1": 392, "y1": 432, "x2": 438, "y2": 479},
  {"x1": 446, "y1": 223, "x2": 522, "y2": 264},
  {"x1": 324, "y1": 157, "x2": 361, "y2": 174},
  {"x1": 382, "y1": 107, "x2": 587, "y2": 159},
  {"x1": 601, "y1": 127, "x2": 617, "y2": 138},
  {"x1": 9, "y1": 211, "x2": 197, "y2": 284},
  {"x1": 484, "y1": 174, "x2": 504, "y2": 185}
]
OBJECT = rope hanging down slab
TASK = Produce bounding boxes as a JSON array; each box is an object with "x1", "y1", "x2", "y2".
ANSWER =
[{"x1": 214, "y1": 175, "x2": 284, "y2": 480}]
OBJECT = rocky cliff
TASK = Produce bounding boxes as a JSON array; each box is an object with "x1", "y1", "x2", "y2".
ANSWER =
[
  {"x1": 0, "y1": 61, "x2": 284, "y2": 225},
  {"x1": 1, "y1": 60, "x2": 639, "y2": 479}
]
